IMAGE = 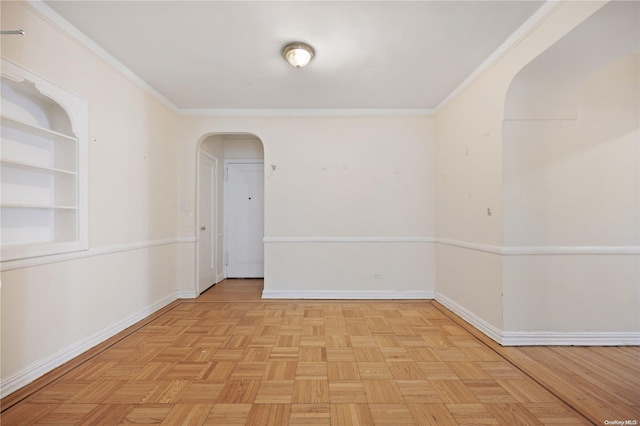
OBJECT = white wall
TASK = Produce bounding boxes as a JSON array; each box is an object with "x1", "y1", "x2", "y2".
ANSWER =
[
  {"x1": 435, "y1": 0, "x2": 639, "y2": 342},
  {"x1": 434, "y1": 1, "x2": 609, "y2": 335},
  {"x1": 0, "y1": 2, "x2": 182, "y2": 396},
  {"x1": 502, "y1": 52, "x2": 639, "y2": 334},
  {"x1": 179, "y1": 115, "x2": 436, "y2": 297},
  {"x1": 224, "y1": 136, "x2": 264, "y2": 160},
  {"x1": 503, "y1": 56, "x2": 639, "y2": 247}
]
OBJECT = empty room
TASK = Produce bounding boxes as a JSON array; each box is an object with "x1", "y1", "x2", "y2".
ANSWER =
[{"x1": 1, "y1": 0, "x2": 638, "y2": 424}]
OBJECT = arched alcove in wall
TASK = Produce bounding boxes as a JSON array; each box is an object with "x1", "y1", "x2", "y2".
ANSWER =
[
  {"x1": 1, "y1": 61, "x2": 88, "y2": 261},
  {"x1": 500, "y1": 0, "x2": 639, "y2": 334},
  {"x1": 196, "y1": 133, "x2": 265, "y2": 294},
  {"x1": 503, "y1": 0, "x2": 639, "y2": 248}
]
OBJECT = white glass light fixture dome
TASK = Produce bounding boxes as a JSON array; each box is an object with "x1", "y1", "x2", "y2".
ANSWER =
[{"x1": 282, "y1": 42, "x2": 315, "y2": 68}]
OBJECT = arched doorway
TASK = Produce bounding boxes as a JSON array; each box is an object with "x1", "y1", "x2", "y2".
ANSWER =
[{"x1": 196, "y1": 133, "x2": 265, "y2": 294}]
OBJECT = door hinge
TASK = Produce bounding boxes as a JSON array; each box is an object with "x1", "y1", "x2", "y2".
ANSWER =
[
  {"x1": 225, "y1": 168, "x2": 229, "y2": 181},
  {"x1": 224, "y1": 252, "x2": 228, "y2": 266}
]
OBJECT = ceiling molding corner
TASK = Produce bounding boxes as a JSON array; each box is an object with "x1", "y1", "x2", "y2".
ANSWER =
[
  {"x1": 434, "y1": 0, "x2": 562, "y2": 113},
  {"x1": 26, "y1": 0, "x2": 181, "y2": 114}
]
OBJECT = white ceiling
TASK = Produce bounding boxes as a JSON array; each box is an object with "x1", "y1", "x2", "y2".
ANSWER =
[{"x1": 44, "y1": 1, "x2": 545, "y2": 111}]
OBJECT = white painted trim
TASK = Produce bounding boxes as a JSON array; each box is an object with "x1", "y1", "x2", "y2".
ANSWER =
[
  {"x1": 196, "y1": 151, "x2": 219, "y2": 296},
  {"x1": 176, "y1": 237, "x2": 198, "y2": 244},
  {"x1": 181, "y1": 109, "x2": 435, "y2": 117},
  {"x1": 0, "y1": 291, "x2": 181, "y2": 398},
  {"x1": 501, "y1": 245, "x2": 640, "y2": 256},
  {"x1": 216, "y1": 272, "x2": 226, "y2": 284},
  {"x1": 264, "y1": 237, "x2": 435, "y2": 244},
  {"x1": 24, "y1": 0, "x2": 561, "y2": 118},
  {"x1": 435, "y1": 0, "x2": 562, "y2": 112},
  {"x1": 25, "y1": 0, "x2": 560, "y2": 118},
  {"x1": 25, "y1": 1, "x2": 434, "y2": 118},
  {"x1": 1, "y1": 238, "x2": 196, "y2": 271},
  {"x1": 199, "y1": 150, "x2": 218, "y2": 163},
  {"x1": 224, "y1": 159, "x2": 265, "y2": 165},
  {"x1": 434, "y1": 238, "x2": 502, "y2": 255},
  {"x1": 435, "y1": 292, "x2": 504, "y2": 344},
  {"x1": 176, "y1": 290, "x2": 198, "y2": 299},
  {"x1": 264, "y1": 236, "x2": 639, "y2": 255},
  {"x1": 26, "y1": 0, "x2": 180, "y2": 114},
  {"x1": 262, "y1": 290, "x2": 434, "y2": 300},
  {"x1": 435, "y1": 238, "x2": 640, "y2": 256},
  {"x1": 436, "y1": 291, "x2": 640, "y2": 346},
  {"x1": 501, "y1": 331, "x2": 640, "y2": 346},
  {"x1": 1, "y1": 58, "x2": 90, "y2": 262}
]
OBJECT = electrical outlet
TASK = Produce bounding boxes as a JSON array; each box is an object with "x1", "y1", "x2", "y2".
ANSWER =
[{"x1": 373, "y1": 272, "x2": 382, "y2": 279}]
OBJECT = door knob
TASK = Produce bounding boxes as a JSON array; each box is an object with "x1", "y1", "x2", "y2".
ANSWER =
[{"x1": 200, "y1": 226, "x2": 206, "y2": 231}]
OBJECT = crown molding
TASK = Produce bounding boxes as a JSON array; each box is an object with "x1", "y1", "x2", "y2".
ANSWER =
[
  {"x1": 180, "y1": 108, "x2": 436, "y2": 117},
  {"x1": 26, "y1": 0, "x2": 560, "y2": 118},
  {"x1": 25, "y1": 1, "x2": 435, "y2": 118},
  {"x1": 26, "y1": 0, "x2": 180, "y2": 114},
  {"x1": 435, "y1": 0, "x2": 562, "y2": 112}
]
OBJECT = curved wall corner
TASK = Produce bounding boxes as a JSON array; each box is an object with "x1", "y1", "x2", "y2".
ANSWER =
[
  {"x1": 501, "y1": 1, "x2": 640, "y2": 337},
  {"x1": 504, "y1": 1, "x2": 640, "y2": 121}
]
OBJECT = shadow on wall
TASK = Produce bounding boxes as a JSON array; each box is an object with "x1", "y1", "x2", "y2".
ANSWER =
[{"x1": 500, "y1": 0, "x2": 640, "y2": 334}]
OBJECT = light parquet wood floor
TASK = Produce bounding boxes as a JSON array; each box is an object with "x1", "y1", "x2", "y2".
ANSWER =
[{"x1": 2, "y1": 279, "x2": 638, "y2": 425}]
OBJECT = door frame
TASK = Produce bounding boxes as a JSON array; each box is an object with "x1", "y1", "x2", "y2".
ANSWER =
[
  {"x1": 223, "y1": 159, "x2": 265, "y2": 278},
  {"x1": 195, "y1": 150, "x2": 219, "y2": 296}
]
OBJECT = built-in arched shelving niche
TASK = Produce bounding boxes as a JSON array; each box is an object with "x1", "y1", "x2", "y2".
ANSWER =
[{"x1": 1, "y1": 59, "x2": 88, "y2": 261}]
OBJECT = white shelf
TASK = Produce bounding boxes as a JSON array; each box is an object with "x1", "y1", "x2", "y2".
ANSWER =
[
  {"x1": 1, "y1": 115, "x2": 77, "y2": 142},
  {"x1": 1, "y1": 159, "x2": 77, "y2": 176},
  {"x1": 1, "y1": 59, "x2": 88, "y2": 262}
]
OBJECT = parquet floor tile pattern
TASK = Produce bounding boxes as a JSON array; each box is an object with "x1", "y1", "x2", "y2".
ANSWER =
[{"x1": 1, "y1": 280, "x2": 633, "y2": 425}]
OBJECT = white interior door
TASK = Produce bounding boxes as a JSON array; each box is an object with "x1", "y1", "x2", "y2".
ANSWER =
[
  {"x1": 225, "y1": 162, "x2": 264, "y2": 278},
  {"x1": 198, "y1": 153, "x2": 217, "y2": 292}
]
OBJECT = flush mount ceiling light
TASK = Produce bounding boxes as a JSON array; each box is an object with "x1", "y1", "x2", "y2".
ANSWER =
[{"x1": 282, "y1": 42, "x2": 315, "y2": 68}]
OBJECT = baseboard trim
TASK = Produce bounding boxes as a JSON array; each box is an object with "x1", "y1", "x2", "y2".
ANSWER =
[
  {"x1": 0, "y1": 291, "x2": 181, "y2": 399},
  {"x1": 435, "y1": 292, "x2": 640, "y2": 346},
  {"x1": 435, "y1": 292, "x2": 504, "y2": 344},
  {"x1": 262, "y1": 290, "x2": 435, "y2": 300},
  {"x1": 176, "y1": 290, "x2": 198, "y2": 299},
  {"x1": 501, "y1": 331, "x2": 640, "y2": 346},
  {"x1": 263, "y1": 237, "x2": 434, "y2": 244}
]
